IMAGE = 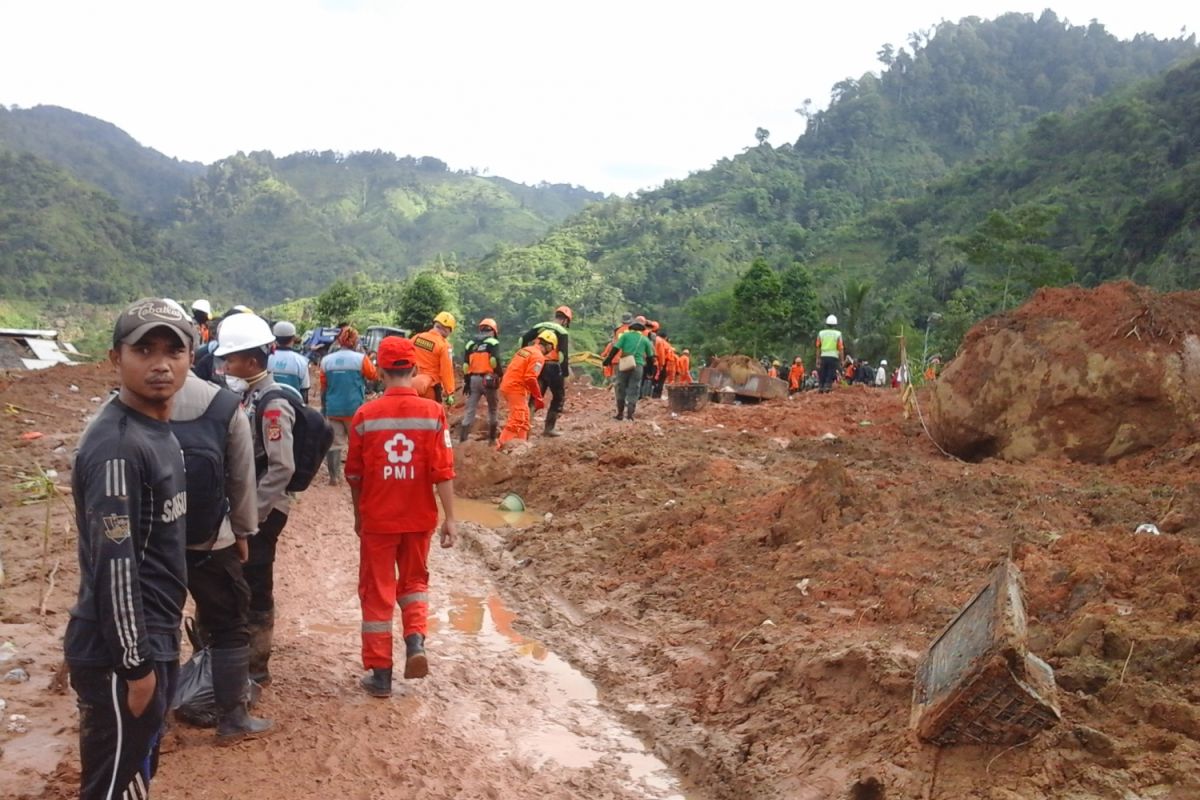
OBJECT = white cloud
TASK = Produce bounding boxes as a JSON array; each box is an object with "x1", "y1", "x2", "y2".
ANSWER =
[{"x1": 2, "y1": 0, "x2": 1195, "y2": 194}]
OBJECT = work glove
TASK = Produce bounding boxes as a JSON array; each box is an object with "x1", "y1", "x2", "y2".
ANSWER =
[
  {"x1": 533, "y1": 396, "x2": 545, "y2": 411},
  {"x1": 445, "y1": 393, "x2": 457, "y2": 407}
]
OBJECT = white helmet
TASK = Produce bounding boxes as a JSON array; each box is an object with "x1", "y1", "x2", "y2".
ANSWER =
[
  {"x1": 273, "y1": 320, "x2": 297, "y2": 338},
  {"x1": 192, "y1": 299, "x2": 212, "y2": 316},
  {"x1": 825, "y1": 314, "x2": 838, "y2": 325},
  {"x1": 881, "y1": 359, "x2": 888, "y2": 365},
  {"x1": 214, "y1": 313, "x2": 274, "y2": 357}
]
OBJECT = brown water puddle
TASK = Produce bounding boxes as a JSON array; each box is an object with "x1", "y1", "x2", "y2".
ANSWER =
[
  {"x1": 438, "y1": 592, "x2": 690, "y2": 799},
  {"x1": 455, "y1": 497, "x2": 539, "y2": 528}
]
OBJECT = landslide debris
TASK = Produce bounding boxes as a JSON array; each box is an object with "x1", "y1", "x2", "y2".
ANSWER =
[{"x1": 931, "y1": 281, "x2": 1200, "y2": 462}]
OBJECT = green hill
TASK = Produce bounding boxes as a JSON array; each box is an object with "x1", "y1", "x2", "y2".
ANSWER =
[
  {"x1": 442, "y1": 11, "x2": 1197, "y2": 356},
  {"x1": 0, "y1": 105, "x2": 204, "y2": 220},
  {"x1": 0, "y1": 149, "x2": 197, "y2": 303},
  {"x1": 164, "y1": 150, "x2": 603, "y2": 303}
]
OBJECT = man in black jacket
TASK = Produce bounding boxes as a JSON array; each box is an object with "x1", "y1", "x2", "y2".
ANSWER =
[{"x1": 65, "y1": 299, "x2": 193, "y2": 800}]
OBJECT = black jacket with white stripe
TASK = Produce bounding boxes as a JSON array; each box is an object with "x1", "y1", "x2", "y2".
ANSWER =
[{"x1": 64, "y1": 399, "x2": 189, "y2": 679}]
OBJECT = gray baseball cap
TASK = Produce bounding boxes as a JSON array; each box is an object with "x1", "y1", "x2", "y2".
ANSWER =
[
  {"x1": 273, "y1": 320, "x2": 297, "y2": 338},
  {"x1": 112, "y1": 298, "x2": 195, "y2": 349}
]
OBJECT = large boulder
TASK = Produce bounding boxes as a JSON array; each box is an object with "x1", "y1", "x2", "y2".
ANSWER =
[{"x1": 930, "y1": 282, "x2": 1200, "y2": 462}]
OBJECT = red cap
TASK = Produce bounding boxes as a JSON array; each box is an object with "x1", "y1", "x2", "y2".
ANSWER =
[{"x1": 377, "y1": 336, "x2": 416, "y2": 368}]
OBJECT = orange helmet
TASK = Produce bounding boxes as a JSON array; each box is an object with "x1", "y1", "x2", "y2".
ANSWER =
[
  {"x1": 648, "y1": 320, "x2": 660, "y2": 332},
  {"x1": 478, "y1": 318, "x2": 499, "y2": 334},
  {"x1": 635, "y1": 315, "x2": 647, "y2": 325},
  {"x1": 555, "y1": 305, "x2": 573, "y2": 323}
]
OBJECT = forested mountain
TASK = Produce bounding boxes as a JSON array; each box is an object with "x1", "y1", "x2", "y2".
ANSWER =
[
  {"x1": 431, "y1": 11, "x2": 1197, "y2": 358},
  {"x1": 0, "y1": 105, "x2": 204, "y2": 220},
  {"x1": 0, "y1": 109, "x2": 603, "y2": 305},
  {"x1": 164, "y1": 150, "x2": 603, "y2": 302},
  {"x1": 0, "y1": 150, "x2": 196, "y2": 302}
]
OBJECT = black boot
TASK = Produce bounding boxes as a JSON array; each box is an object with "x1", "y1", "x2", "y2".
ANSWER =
[
  {"x1": 247, "y1": 609, "x2": 275, "y2": 686},
  {"x1": 614, "y1": 402, "x2": 624, "y2": 421},
  {"x1": 543, "y1": 409, "x2": 562, "y2": 437},
  {"x1": 212, "y1": 646, "x2": 273, "y2": 741},
  {"x1": 404, "y1": 633, "x2": 428, "y2": 679},
  {"x1": 626, "y1": 407, "x2": 636, "y2": 422},
  {"x1": 360, "y1": 668, "x2": 393, "y2": 697},
  {"x1": 459, "y1": 422, "x2": 471, "y2": 443},
  {"x1": 487, "y1": 422, "x2": 498, "y2": 445}
]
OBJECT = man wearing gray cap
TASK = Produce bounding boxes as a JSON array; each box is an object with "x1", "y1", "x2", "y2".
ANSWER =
[
  {"x1": 65, "y1": 298, "x2": 192, "y2": 800},
  {"x1": 267, "y1": 320, "x2": 311, "y2": 404}
]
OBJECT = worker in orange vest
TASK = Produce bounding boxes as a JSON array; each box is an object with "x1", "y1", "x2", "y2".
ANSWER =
[
  {"x1": 675, "y1": 348, "x2": 692, "y2": 384},
  {"x1": 788, "y1": 357, "x2": 805, "y2": 394},
  {"x1": 459, "y1": 318, "x2": 503, "y2": 444},
  {"x1": 768, "y1": 360, "x2": 781, "y2": 379},
  {"x1": 411, "y1": 311, "x2": 457, "y2": 405},
  {"x1": 651, "y1": 326, "x2": 672, "y2": 398},
  {"x1": 497, "y1": 330, "x2": 556, "y2": 448}
]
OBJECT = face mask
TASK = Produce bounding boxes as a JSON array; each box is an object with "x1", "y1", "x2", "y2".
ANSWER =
[{"x1": 225, "y1": 376, "x2": 249, "y2": 394}]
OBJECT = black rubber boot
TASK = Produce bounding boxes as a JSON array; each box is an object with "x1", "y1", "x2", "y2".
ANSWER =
[
  {"x1": 360, "y1": 668, "x2": 393, "y2": 698},
  {"x1": 325, "y1": 449, "x2": 341, "y2": 485},
  {"x1": 487, "y1": 422, "x2": 498, "y2": 445},
  {"x1": 459, "y1": 422, "x2": 471, "y2": 443},
  {"x1": 247, "y1": 609, "x2": 275, "y2": 686},
  {"x1": 543, "y1": 409, "x2": 562, "y2": 437},
  {"x1": 212, "y1": 646, "x2": 273, "y2": 742},
  {"x1": 404, "y1": 634, "x2": 428, "y2": 679}
]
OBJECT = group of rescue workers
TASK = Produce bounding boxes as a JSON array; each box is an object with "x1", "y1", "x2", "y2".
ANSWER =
[{"x1": 64, "y1": 293, "x2": 927, "y2": 800}]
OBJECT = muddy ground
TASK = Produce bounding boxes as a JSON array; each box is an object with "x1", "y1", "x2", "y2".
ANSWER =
[{"x1": 2, "y1": 363, "x2": 1199, "y2": 799}]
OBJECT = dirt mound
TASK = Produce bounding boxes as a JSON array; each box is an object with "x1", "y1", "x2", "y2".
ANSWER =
[
  {"x1": 931, "y1": 282, "x2": 1200, "y2": 462},
  {"x1": 709, "y1": 355, "x2": 765, "y2": 385}
]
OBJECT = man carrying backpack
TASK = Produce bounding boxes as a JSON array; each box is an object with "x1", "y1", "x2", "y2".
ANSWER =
[
  {"x1": 170, "y1": 370, "x2": 273, "y2": 740},
  {"x1": 268, "y1": 321, "x2": 311, "y2": 404},
  {"x1": 320, "y1": 326, "x2": 378, "y2": 485},
  {"x1": 215, "y1": 313, "x2": 298, "y2": 686}
]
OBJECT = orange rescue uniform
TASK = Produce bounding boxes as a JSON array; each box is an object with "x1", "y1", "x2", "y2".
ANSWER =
[
  {"x1": 411, "y1": 328, "x2": 456, "y2": 400},
  {"x1": 676, "y1": 353, "x2": 691, "y2": 384},
  {"x1": 346, "y1": 386, "x2": 455, "y2": 670},
  {"x1": 601, "y1": 324, "x2": 630, "y2": 380},
  {"x1": 497, "y1": 345, "x2": 545, "y2": 446},
  {"x1": 788, "y1": 362, "x2": 805, "y2": 391}
]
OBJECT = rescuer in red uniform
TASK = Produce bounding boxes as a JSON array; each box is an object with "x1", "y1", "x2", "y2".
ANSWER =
[{"x1": 345, "y1": 336, "x2": 457, "y2": 698}]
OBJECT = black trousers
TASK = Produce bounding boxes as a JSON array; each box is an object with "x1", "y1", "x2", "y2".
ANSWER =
[
  {"x1": 537, "y1": 362, "x2": 566, "y2": 416},
  {"x1": 819, "y1": 356, "x2": 840, "y2": 391},
  {"x1": 71, "y1": 660, "x2": 178, "y2": 800},
  {"x1": 244, "y1": 510, "x2": 289, "y2": 615},
  {"x1": 186, "y1": 545, "x2": 252, "y2": 649}
]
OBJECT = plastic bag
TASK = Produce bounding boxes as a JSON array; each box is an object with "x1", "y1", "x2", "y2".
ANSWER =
[{"x1": 171, "y1": 618, "x2": 261, "y2": 728}]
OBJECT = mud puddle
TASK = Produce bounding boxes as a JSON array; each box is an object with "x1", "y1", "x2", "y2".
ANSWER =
[
  {"x1": 437, "y1": 591, "x2": 691, "y2": 800},
  {"x1": 456, "y1": 496, "x2": 539, "y2": 528}
]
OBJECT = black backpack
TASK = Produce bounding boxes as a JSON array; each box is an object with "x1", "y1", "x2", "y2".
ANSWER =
[
  {"x1": 171, "y1": 388, "x2": 241, "y2": 547},
  {"x1": 252, "y1": 387, "x2": 334, "y2": 492}
]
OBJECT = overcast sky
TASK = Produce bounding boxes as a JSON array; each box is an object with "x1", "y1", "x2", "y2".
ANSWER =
[{"x1": 2, "y1": 1, "x2": 1195, "y2": 194}]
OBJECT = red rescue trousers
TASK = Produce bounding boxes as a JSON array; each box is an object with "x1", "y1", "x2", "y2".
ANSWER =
[
  {"x1": 497, "y1": 388, "x2": 530, "y2": 446},
  {"x1": 359, "y1": 531, "x2": 432, "y2": 670}
]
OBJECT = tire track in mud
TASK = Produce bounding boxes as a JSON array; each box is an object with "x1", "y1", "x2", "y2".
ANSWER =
[{"x1": 152, "y1": 482, "x2": 693, "y2": 800}]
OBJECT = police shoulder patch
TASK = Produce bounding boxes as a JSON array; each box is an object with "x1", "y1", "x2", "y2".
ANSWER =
[{"x1": 102, "y1": 514, "x2": 131, "y2": 544}]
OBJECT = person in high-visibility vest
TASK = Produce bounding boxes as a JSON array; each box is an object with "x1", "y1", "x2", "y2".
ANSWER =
[
  {"x1": 497, "y1": 330, "x2": 556, "y2": 448},
  {"x1": 814, "y1": 315, "x2": 845, "y2": 393},
  {"x1": 460, "y1": 318, "x2": 503, "y2": 444},
  {"x1": 412, "y1": 311, "x2": 457, "y2": 405}
]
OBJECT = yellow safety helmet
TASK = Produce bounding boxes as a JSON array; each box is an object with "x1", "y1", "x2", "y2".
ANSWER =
[
  {"x1": 433, "y1": 311, "x2": 457, "y2": 331},
  {"x1": 536, "y1": 329, "x2": 558, "y2": 348},
  {"x1": 478, "y1": 318, "x2": 498, "y2": 334}
]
